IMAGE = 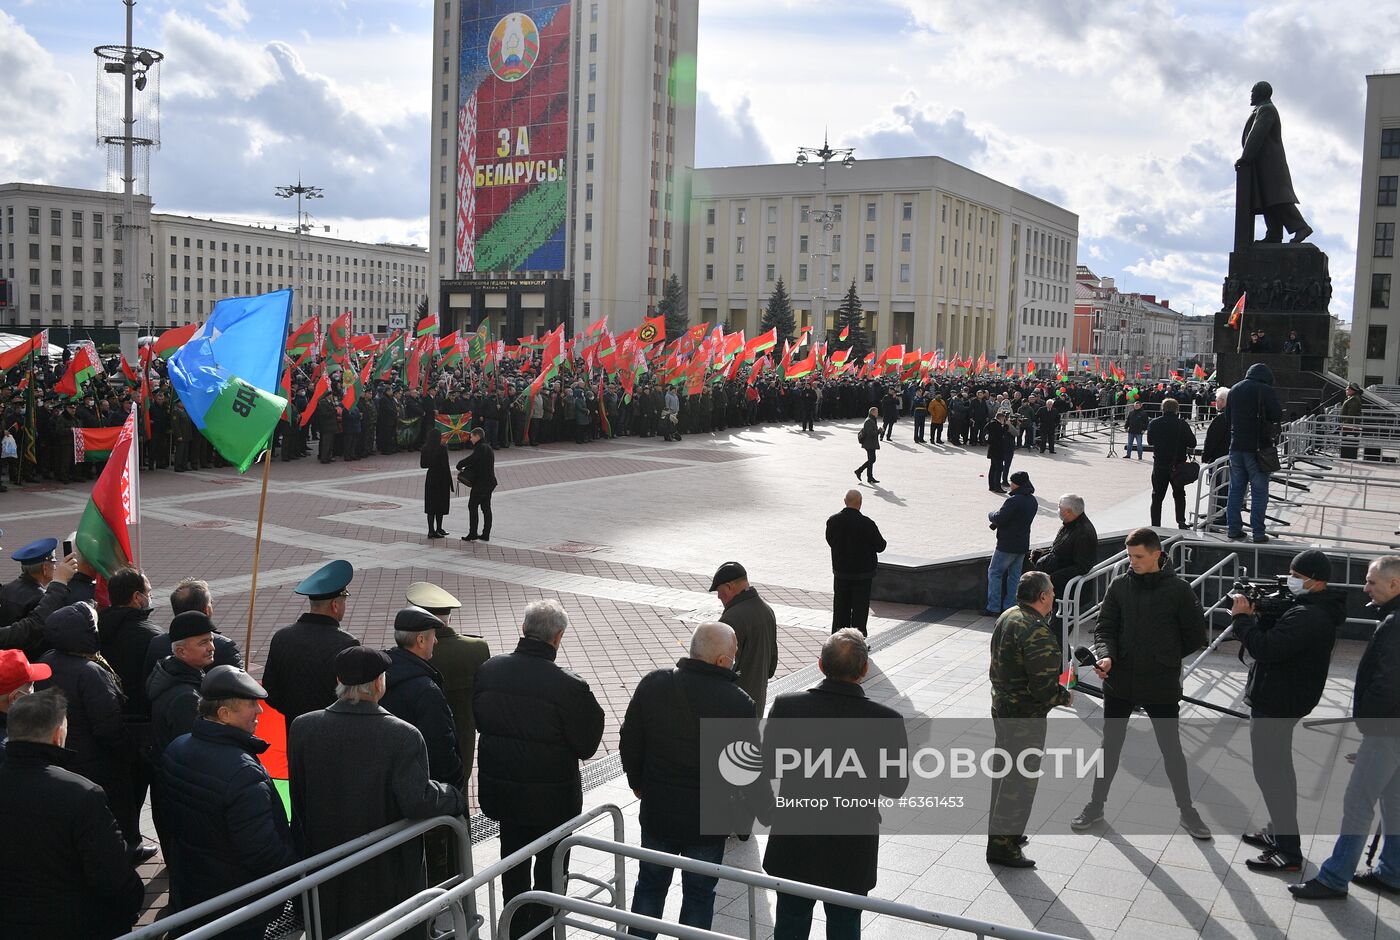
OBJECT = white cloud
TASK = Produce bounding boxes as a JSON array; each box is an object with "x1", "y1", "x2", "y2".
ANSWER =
[
  {"x1": 0, "y1": 11, "x2": 91, "y2": 187},
  {"x1": 206, "y1": 0, "x2": 250, "y2": 31},
  {"x1": 695, "y1": 91, "x2": 774, "y2": 167}
]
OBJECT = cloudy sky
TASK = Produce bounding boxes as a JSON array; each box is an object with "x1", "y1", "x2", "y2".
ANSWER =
[{"x1": 3, "y1": 0, "x2": 1394, "y2": 322}]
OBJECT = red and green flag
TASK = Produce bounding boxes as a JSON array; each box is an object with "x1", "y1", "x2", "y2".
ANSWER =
[
  {"x1": 73, "y1": 426, "x2": 125, "y2": 463},
  {"x1": 838, "y1": 325, "x2": 850, "y2": 342},
  {"x1": 286, "y1": 317, "x2": 320, "y2": 368},
  {"x1": 435, "y1": 411, "x2": 473, "y2": 444},
  {"x1": 0, "y1": 332, "x2": 46, "y2": 373},
  {"x1": 54, "y1": 345, "x2": 100, "y2": 399},
  {"x1": 1193, "y1": 364, "x2": 1208, "y2": 380},
  {"x1": 785, "y1": 348, "x2": 817, "y2": 380},
  {"x1": 744, "y1": 328, "x2": 777, "y2": 357},
  {"x1": 468, "y1": 318, "x2": 491, "y2": 362},
  {"x1": 374, "y1": 331, "x2": 407, "y2": 380},
  {"x1": 300, "y1": 369, "x2": 330, "y2": 428},
  {"x1": 325, "y1": 312, "x2": 352, "y2": 365},
  {"x1": 74, "y1": 406, "x2": 139, "y2": 578},
  {"x1": 343, "y1": 355, "x2": 372, "y2": 410},
  {"x1": 153, "y1": 324, "x2": 198, "y2": 361},
  {"x1": 416, "y1": 312, "x2": 439, "y2": 337},
  {"x1": 117, "y1": 355, "x2": 140, "y2": 387}
]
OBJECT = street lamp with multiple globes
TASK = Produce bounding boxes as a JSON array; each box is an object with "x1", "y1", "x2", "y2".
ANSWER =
[
  {"x1": 795, "y1": 136, "x2": 855, "y2": 338},
  {"x1": 274, "y1": 179, "x2": 324, "y2": 320}
]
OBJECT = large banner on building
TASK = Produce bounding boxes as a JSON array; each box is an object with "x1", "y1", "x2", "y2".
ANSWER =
[{"x1": 456, "y1": 1, "x2": 571, "y2": 275}]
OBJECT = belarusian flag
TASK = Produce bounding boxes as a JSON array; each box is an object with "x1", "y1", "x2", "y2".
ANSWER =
[
  {"x1": 1194, "y1": 364, "x2": 1208, "y2": 380},
  {"x1": 879, "y1": 344, "x2": 905, "y2": 366},
  {"x1": 585, "y1": 316, "x2": 608, "y2": 336},
  {"x1": 785, "y1": 348, "x2": 817, "y2": 380},
  {"x1": 838, "y1": 325, "x2": 850, "y2": 342},
  {"x1": 438, "y1": 331, "x2": 463, "y2": 369},
  {"x1": 153, "y1": 324, "x2": 198, "y2": 360},
  {"x1": 0, "y1": 332, "x2": 46, "y2": 373},
  {"x1": 251, "y1": 704, "x2": 292, "y2": 818},
  {"x1": 73, "y1": 426, "x2": 125, "y2": 463},
  {"x1": 286, "y1": 317, "x2": 319, "y2": 367},
  {"x1": 637, "y1": 314, "x2": 666, "y2": 345},
  {"x1": 1228, "y1": 293, "x2": 1245, "y2": 330},
  {"x1": 75, "y1": 406, "x2": 139, "y2": 577},
  {"x1": 54, "y1": 344, "x2": 100, "y2": 399},
  {"x1": 118, "y1": 355, "x2": 139, "y2": 386},
  {"x1": 343, "y1": 355, "x2": 372, "y2": 410},
  {"x1": 744, "y1": 329, "x2": 777, "y2": 357},
  {"x1": 416, "y1": 312, "x2": 439, "y2": 337}
]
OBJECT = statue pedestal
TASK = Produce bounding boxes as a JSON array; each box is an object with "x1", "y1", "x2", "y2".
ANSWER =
[{"x1": 1214, "y1": 243, "x2": 1333, "y2": 417}]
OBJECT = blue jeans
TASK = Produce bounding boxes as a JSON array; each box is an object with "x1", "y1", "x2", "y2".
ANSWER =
[
  {"x1": 987, "y1": 550, "x2": 1025, "y2": 614},
  {"x1": 1226, "y1": 450, "x2": 1270, "y2": 538},
  {"x1": 1125, "y1": 432, "x2": 1144, "y2": 457},
  {"x1": 1315, "y1": 734, "x2": 1400, "y2": 892},
  {"x1": 629, "y1": 831, "x2": 725, "y2": 937}
]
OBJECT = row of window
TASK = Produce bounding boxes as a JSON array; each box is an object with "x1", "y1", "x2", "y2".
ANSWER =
[
  {"x1": 1021, "y1": 308, "x2": 1069, "y2": 329},
  {"x1": 701, "y1": 261, "x2": 997, "y2": 292},
  {"x1": 164, "y1": 234, "x2": 421, "y2": 273},
  {"x1": 6, "y1": 243, "x2": 123, "y2": 266},
  {"x1": 23, "y1": 269, "x2": 122, "y2": 289},
  {"x1": 6, "y1": 207, "x2": 121, "y2": 239},
  {"x1": 710, "y1": 199, "x2": 923, "y2": 228}
]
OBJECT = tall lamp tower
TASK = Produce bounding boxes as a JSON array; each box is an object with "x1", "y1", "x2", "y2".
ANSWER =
[
  {"x1": 275, "y1": 180, "x2": 324, "y2": 321},
  {"x1": 795, "y1": 136, "x2": 855, "y2": 338}
]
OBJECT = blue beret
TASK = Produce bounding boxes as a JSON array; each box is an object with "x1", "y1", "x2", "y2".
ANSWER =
[
  {"x1": 12, "y1": 538, "x2": 58, "y2": 564},
  {"x1": 294, "y1": 560, "x2": 354, "y2": 600}
]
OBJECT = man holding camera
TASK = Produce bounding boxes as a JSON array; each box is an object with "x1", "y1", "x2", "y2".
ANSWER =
[
  {"x1": 1072, "y1": 527, "x2": 1212, "y2": 839},
  {"x1": 1230, "y1": 550, "x2": 1344, "y2": 873}
]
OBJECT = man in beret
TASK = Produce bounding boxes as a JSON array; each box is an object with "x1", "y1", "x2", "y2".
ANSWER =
[
  {"x1": 0, "y1": 538, "x2": 58, "y2": 627},
  {"x1": 160, "y1": 666, "x2": 297, "y2": 939},
  {"x1": 262, "y1": 560, "x2": 360, "y2": 724},
  {"x1": 406, "y1": 582, "x2": 490, "y2": 781},
  {"x1": 0, "y1": 551, "x2": 78, "y2": 658},
  {"x1": 1231, "y1": 549, "x2": 1346, "y2": 875},
  {"x1": 147, "y1": 611, "x2": 217, "y2": 761},
  {"x1": 289, "y1": 646, "x2": 464, "y2": 939},
  {"x1": 0, "y1": 649, "x2": 50, "y2": 767}
]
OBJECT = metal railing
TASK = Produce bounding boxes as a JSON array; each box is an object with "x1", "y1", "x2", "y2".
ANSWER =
[{"x1": 117, "y1": 815, "x2": 473, "y2": 940}]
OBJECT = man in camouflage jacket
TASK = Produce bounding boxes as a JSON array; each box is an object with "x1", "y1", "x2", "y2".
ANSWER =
[{"x1": 986, "y1": 570, "x2": 1070, "y2": 868}]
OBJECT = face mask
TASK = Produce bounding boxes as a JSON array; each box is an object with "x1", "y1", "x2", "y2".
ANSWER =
[{"x1": 1286, "y1": 576, "x2": 1308, "y2": 596}]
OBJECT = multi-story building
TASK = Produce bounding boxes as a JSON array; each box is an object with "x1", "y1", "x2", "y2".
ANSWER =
[
  {"x1": 1073, "y1": 266, "x2": 1182, "y2": 377},
  {"x1": 1349, "y1": 72, "x2": 1400, "y2": 386},
  {"x1": 428, "y1": 0, "x2": 697, "y2": 339},
  {"x1": 687, "y1": 156, "x2": 1078, "y2": 364},
  {"x1": 1177, "y1": 315, "x2": 1215, "y2": 367},
  {"x1": 0, "y1": 182, "x2": 426, "y2": 339}
]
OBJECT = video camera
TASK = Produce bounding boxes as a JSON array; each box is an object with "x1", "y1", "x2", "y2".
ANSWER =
[{"x1": 1230, "y1": 573, "x2": 1297, "y2": 629}]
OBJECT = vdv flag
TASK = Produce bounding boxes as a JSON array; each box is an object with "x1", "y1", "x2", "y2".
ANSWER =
[{"x1": 168, "y1": 290, "x2": 291, "y2": 472}]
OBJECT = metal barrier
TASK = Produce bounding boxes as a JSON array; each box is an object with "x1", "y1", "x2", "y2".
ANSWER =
[
  {"x1": 524, "y1": 833, "x2": 1076, "y2": 940},
  {"x1": 117, "y1": 815, "x2": 473, "y2": 940}
]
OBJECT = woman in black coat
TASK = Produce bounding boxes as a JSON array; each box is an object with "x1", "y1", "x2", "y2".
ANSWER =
[{"x1": 420, "y1": 433, "x2": 452, "y2": 538}]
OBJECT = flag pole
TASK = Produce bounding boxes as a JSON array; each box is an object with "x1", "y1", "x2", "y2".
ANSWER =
[
  {"x1": 129, "y1": 402, "x2": 142, "y2": 567},
  {"x1": 244, "y1": 446, "x2": 273, "y2": 667}
]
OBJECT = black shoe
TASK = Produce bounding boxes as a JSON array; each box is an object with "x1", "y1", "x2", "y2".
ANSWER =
[
  {"x1": 1289, "y1": 878, "x2": 1346, "y2": 900},
  {"x1": 461, "y1": 534, "x2": 479, "y2": 542},
  {"x1": 427, "y1": 532, "x2": 443, "y2": 539},
  {"x1": 1252, "y1": 534, "x2": 1270, "y2": 544},
  {"x1": 1070, "y1": 805, "x2": 1104, "y2": 831},
  {"x1": 986, "y1": 853, "x2": 1036, "y2": 869},
  {"x1": 735, "y1": 833, "x2": 751, "y2": 842},
  {"x1": 436, "y1": 530, "x2": 449, "y2": 538},
  {"x1": 854, "y1": 469, "x2": 862, "y2": 481},
  {"x1": 979, "y1": 609, "x2": 1000, "y2": 618},
  {"x1": 1017, "y1": 835, "x2": 1030, "y2": 847},
  {"x1": 1227, "y1": 531, "x2": 1247, "y2": 540},
  {"x1": 1241, "y1": 830, "x2": 1274, "y2": 850},
  {"x1": 128, "y1": 843, "x2": 158, "y2": 864},
  {"x1": 1353, "y1": 869, "x2": 1400, "y2": 894},
  {"x1": 1245, "y1": 851, "x2": 1301, "y2": 873},
  {"x1": 867, "y1": 478, "x2": 879, "y2": 484},
  {"x1": 480, "y1": 535, "x2": 490, "y2": 542}
]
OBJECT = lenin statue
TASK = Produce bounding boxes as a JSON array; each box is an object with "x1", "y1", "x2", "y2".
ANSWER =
[{"x1": 1236, "y1": 81, "x2": 1312, "y2": 244}]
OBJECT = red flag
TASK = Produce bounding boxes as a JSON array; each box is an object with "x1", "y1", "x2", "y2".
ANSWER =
[
  {"x1": 1228, "y1": 292, "x2": 1245, "y2": 330},
  {"x1": 637, "y1": 314, "x2": 667, "y2": 345},
  {"x1": 0, "y1": 333, "x2": 45, "y2": 373},
  {"x1": 585, "y1": 316, "x2": 608, "y2": 336},
  {"x1": 838, "y1": 325, "x2": 850, "y2": 342},
  {"x1": 300, "y1": 369, "x2": 329, "y2": 428},
  {"x1": 153, "y1": 324, "x2": 198, "y2": 360}
]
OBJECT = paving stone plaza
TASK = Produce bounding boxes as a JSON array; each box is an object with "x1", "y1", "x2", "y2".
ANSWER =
[{"x1": 5, "y1": 418, "x2": 1392, "y2": 938}]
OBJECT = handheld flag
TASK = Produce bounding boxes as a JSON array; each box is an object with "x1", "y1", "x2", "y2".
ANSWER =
[
  {"x1": 167, "y1": 290, "x2": 291, "y2": 473},
  {"x1": 286, "y1": 317, "x2": 320, "y2": 368},
  {"x1": 54, "y1": 344, "x2": 100, "y2": 399},
  {"x1": 75, "y1": 406, "x2": 139, "y2": 577},
  {"x1": 153, "y1": 324, "x2": 198, "y2": 361},
  {"x1": 416, "y1": 312, "x2": 440, "y2": 337},
  {"x1": 0, "y1": 332, "x2": 46, "y2": 373},
  {"x1": 300, "y1": 369, "x2": 330, "y2": 428},
  {"x1": 637, "y1": 314, "x2": 666, "y2": 345},
  {"x1": 838, "y1": 325, "x2": 850, "y2": 342},
  {"x1": 1228, "y1": 293, "x2": 1245, "y2": 330}
]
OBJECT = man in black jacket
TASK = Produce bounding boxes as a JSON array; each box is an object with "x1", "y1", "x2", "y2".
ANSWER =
[
  {"x1": 985, "y1": 472, "x2": 1037, "y2": 617},
  {"x1": 854, "y1": 407, "x2": 880, "y2": 484},
  {"x1": 1222, "y1": 362, "x2": 1282, "y2": 543},
  {"x1": 262, "y1": 560, "x2": 359, "y2": 724},
  {"x1": 1029, "y1": 494, "x2": 1098, "y2": 597},
  {"x1": 1291, "y1": 554, "x2": 1400, "y2": 899},
  {"x1": 473, "y1": 599, "x2": 604, "y2": 938},
  {"x1": 1230, "y1": 549, "x2": 1343, "y2": 874},
  {"x1": 1147, "y1": 398, "x2": 1197, "y2": 530},
  {"x1": 142, "y1": 577, "x2": 242, "y2": 683},
  {"x1": 0, "y1": 689, "x2": 145, "y2": 939},
  {"x1": 826, "y1": 490, "x2": 887, "y2": 635},
  {"x1": 160, "y1": 667, "x2": 297, "y2": 940},
  {"x1": 1201, "y1": 387, "x2": 1231, "y2": 528},
  {"x1": 622, "y1": 622, "x2": 757, "y2": 937},
  {"x1": 380, "y1": 606, "x2": 463, "y2": 790},
  {"x1": 457, "y1": 426, "x2": 497, "y2": 542},
  {"x1": 147, "y1": 612, "x2": 216, "y2": 761}
]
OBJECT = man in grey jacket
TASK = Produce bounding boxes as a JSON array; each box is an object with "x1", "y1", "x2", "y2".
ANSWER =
[{"x1": 709, "y1": 561, "x2": 778, "y2": 717}]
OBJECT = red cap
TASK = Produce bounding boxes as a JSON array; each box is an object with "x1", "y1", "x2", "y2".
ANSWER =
[{"x1": 0, "y1": 649, "x2": 51, "y2": 695}]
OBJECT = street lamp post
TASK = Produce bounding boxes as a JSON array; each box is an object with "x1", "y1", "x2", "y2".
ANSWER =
[
  {"x1": 795, "y1": 136, "x2": 854, "y2": 339},
  {"x1": 275, "y1": 179, "x2": 323, "y2": 321}
]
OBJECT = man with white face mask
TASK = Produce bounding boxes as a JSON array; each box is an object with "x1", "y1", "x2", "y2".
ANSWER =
[{"x1": 1229, "y1": 549, "x2": 1345, "y2": 874}]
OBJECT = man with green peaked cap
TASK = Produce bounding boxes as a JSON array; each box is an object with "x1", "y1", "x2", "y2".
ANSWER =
[{"x1": 262, "y1": 560, "x2": 359, "y2": 724}]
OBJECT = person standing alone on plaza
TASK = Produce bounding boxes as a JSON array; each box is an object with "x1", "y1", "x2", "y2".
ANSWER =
[
  {"x1": 420, "y1": 429, "x2": 452, "y2": 539},
  {"x1": 1222, "y1": 363, "x2": 1282, "y2": 543},
  {"x1": 826, "y1": 490, "x2": 887, "y2": 636},
  {"x1": 709, "y1": 562, "x2": 779, "y2": 717},
  {"x1": 855, "y1": 407, "x2": 880, "y2": 484},
  {"x1": 984, "y1": 472, "x2": 1037, "y2": 617}
]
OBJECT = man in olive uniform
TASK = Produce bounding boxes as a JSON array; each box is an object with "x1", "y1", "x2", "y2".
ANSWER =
[
  {"x1": 986, "y1": 571, "x2": 1070, "y2": 868},
  {"x1": 0, "y1": 540, "x2": 58, "y2": 628},
  {"x1": 262, "y1": 561, "x2": 360, "y2": 724},
  {"x1": 405, "y1": 582, "x2": 490, "y2": 780}
]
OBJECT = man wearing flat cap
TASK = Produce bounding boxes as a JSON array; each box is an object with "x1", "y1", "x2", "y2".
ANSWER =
[
  {"x1": 0, "y1": 538, "x2": 59, "y2": 627},
  {"x1": 147, "y1": 611, "x2": 217, "y2": 761},
  {"x1": 406, "y1": 581, "x2": 490, "y2": 779},
  {"x1": 1230, "y1": 549, "x2": 1345, "y2": 875},
  {"x1": 262, "y1": 560, "x2": 360, "y2": 724},
  {"x1": 160, "y1": 666, "x2": 297, "y2": 940},
  {"x1": 709, "y1": 561, "x2": 778, "y2": 717},
  {"x1": 290, "y1": 646, "x2": 464, "y2": 939},
  {"x1": 381, "y1": 606, "x2": 464, "y2": 790}
]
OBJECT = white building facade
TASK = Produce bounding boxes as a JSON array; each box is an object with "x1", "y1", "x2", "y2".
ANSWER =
[
  {"x1": 687, "y1": 156, "x2": 1078, "y2": 365},
  {"x1": 1350, "y1": 72, "x2": 1400, "y2": 386},
  {"x1": 1073, "y1": 266, "x2": 1185, "y2": 377}
]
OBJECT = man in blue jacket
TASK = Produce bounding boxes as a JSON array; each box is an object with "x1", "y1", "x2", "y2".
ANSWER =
[
  {"x1": 984, "y1": 472, "x2": 1038, "y2": 617},
  {"x1": 1221, "y1": 362, "x2": 1282, "y2": 543}
]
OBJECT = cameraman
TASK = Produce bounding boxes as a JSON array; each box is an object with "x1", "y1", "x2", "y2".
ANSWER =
[{"x1": 1230, "y1": 550, "x2": 1344, "y2": 874}]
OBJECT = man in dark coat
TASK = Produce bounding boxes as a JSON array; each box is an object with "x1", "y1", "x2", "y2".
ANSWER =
[
  {"x1": 1076, "y1": 527, "x2": 1211, "y2": 838},
  {"x1": 1229, "y1": 550, "x2": 1344, "y2": 874},
  {"x1": 1290, "y1": 554, "x2": 1400, "y2": 900},
  {"x1": 1222, "y1": 362, "x2": 1282, "y2": 543},
  {"x1": 762, "y1": 630, "x2": 909, "y2": 937},
  {"x1": 1237, "y1": 81, "x2": 1312, "y2": 243},
  {"x1": 622, "y1": 623, "x2": 757, "y2": 937},
  {"x1": 1146, "y1": 397, "x2": 1198, "y2": 530},
  {"x1": 97, "y1": 567, "x2": 160, "y2": 857},
  {"x1": 985, "y1": 409, "x2": 1015, "y2": 492},
  {"x1": 709, "y1": 562, "x2": 778, "y2": 717},
  {"x1": 473, "y1": 599, "x2": 604, "y2": 939},
  {"x1": 160, "y1": 666, "x2": 297, "y2": 940},
  {"x1": 0, "y1": 689, "x2": 145, "y2": 939},
  {"x1": 1029, "y1": 494, "x2": 1098, "y2": 597},
  {"x1": 290, "y1": 647, "x2": 464, "y2": 939},
  {"x1": 854, "y1": 406, "x2": 880, "y2": 484},
  {"x1": 147, "y1": 611, "x2": 216, "y2": 760},
  {"x1": 985, "y1": 472, "x2": 1037, "y2": 617},
  {"x1": 262, "y1": 560, "x2": 360, "y2": 724},
  {"x1": 456, "y1": 426, "x2": 497, "y2": 542},
  {"x1": 407, "y1": 582, "x2": 490, "y2": 781},
  {"x1": 0, "y1": 537, "x2": 57, "y2": 627},
  {"x1": 826, "y1": 489, "x2": 888, "y2": 635},
  {"x1": 314, "y1": 393, "x2": 338, "y2": 463},
  {"x1": 380, "y1": 607, "x2": 463, "y2": 791},
  {"x1": 0, "y1": 550, "x2": 75, "y2": 658},
  {"x1": 421, "y1": 432, "x2": 452, "y2": 538}
]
